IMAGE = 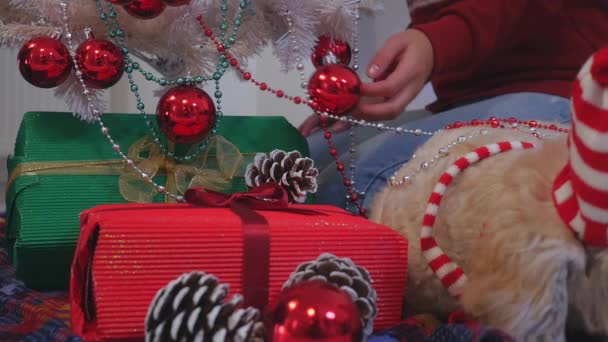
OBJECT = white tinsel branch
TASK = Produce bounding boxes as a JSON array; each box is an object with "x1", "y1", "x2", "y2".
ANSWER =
[
  {"x1": 54, "y1": 73, "x2": 105, "y2": 122},
  {"x1": 271, "y1": 0, "x2": 382, "y2": 71},
  {"x1": 318, "y1": 0, "x2": 361, "y2": 42},
  {"x1": 2, "y1": 0, "x2": 381, "y2": 75},
  {"x1": 0, "y1": 21, "x2": 58, "y2": 46},
  {"x1": 1, "y1": 0, "x2": 382, "y2": 120},
  {"x1": 273, "y1": 0, "x2": 318, "y2": 72}
]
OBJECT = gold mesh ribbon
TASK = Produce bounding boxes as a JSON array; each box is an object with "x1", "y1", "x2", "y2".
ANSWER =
[
  {"x1": 119, "y1": 135, "x2": 243, "y2": 203},
  {"x1": 7, "y1": 135, "x2": 244, "y2": 203}
]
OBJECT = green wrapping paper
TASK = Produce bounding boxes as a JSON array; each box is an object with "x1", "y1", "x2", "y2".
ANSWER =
[{"x1": 5, "y1": 112, "x2": 309, "y2": 290}]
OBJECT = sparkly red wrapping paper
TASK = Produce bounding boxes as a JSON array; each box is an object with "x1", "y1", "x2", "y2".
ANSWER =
[{"x1": 70, "y1": 203, "x2": 408, "y2": 341}]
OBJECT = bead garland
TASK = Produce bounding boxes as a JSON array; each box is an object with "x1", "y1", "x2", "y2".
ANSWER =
[
  {"x1": 62, "y1": 1, "x2": 572, "y2": 214},
  {"x1": 63, "y1": 0, "x2": 316, "y2": 204},
  {"x1": 347, "y1": 1, "x2": 362, "y2": 212},
  {"x1": 94, "y1": 0, "x2": 252, "y2": 162},
  {"x1": 281, "y1": 1, "x2": 308, "y2": 91},
  {"x1": 279, "y1": 0, "x2": 365, "y2": 215},
  {"x1": 319, "y1": 117, "x2": 366, "y2": 216},
  {"x1": 95, "y1": 0, "x2": 249, "y2": 86},
  {"x1": 60, "y1": 1, "x2": 183, "y2": 201},
  {"x1": 388, "y1": 117, "x2": 569, "y2": 188},
  {"x1": 95, "y1": 0, "x2": 217, "y2": 86},
  {"x1": 60, "y1": 0, "x2": 355, "y2": 205}
]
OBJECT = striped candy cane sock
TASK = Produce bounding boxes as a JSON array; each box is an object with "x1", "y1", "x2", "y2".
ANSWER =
[{"x1": 421, "y1": 141, "x2": 536, "y2": 297}]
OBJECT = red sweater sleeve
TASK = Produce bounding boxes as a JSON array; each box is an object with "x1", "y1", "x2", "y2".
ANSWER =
[{"x1": 412, "y1": 0, "x2": 552, "y2": 75}]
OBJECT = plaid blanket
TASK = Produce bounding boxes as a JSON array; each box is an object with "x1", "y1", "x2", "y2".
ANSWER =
[
  {"x1": 0, "y1": 213, "x2": 513, "y2": 341},
  {"x1": 369, "y1": 314, "x2": 513, "y2": 342},
  {"x1": 0, "y1": 214, "x2": 83, "y2": 341}
]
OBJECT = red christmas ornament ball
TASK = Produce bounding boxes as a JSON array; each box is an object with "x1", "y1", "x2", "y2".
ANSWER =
[
  {"x1": 106, "y1": 0, "x2": 133, "y2": 4},
  {"x1": 17, "y1": 36, "x2": 72, "y2": 88},
  {"x1": 311, "y1": 35, "x2": 352, "y2": 68},
  {"x1": 308, "y1": 64, "x2": 361, "y2": 116},
  {"x1": 269, "y1": 280, "x2": 362, "y2": 342},
  {"x1": 76, "y1": 36, "x2": 125, "y2": 89},
  {"x1": 161, "y1": 0, "x2": 191, "y2": 6},
  {"x1": 156, "y1": 86, "x2": 217, "y2": 144},
  {"x1": 123, "y1": 0, "x2": 166, "y2": 19}
]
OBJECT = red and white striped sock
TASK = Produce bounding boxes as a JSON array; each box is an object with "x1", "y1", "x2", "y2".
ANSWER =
[
  {"x1": 421, "y1": 141, "x2": 536, "y2": 296},
  {"x1": 553, "y1": 49, "x2": 608, "y2": 247}
]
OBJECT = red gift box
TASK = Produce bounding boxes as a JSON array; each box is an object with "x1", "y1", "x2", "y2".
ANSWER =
[{"x1": 70, "y1": 197, "x2": 408, "y2": 341}]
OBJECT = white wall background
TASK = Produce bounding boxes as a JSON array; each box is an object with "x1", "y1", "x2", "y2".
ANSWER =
[{"x1": 0, "y1": 1, "x2": 436, "y2": 208}]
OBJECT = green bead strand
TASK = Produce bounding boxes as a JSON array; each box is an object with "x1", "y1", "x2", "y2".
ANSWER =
[{"x1": 92, "y1": 0, "x2": 247, "y2": 162}]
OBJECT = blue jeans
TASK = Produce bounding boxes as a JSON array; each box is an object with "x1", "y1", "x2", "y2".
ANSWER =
[{"x1": 308, "y1": 92, "x2": 572, "y2": 214}]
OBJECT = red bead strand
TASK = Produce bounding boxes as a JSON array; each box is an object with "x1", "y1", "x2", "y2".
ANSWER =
[
  {"x1": 196, "y1": 15, "x2": 366, "y2": 216},
  {"x1": 195, "y1": 15, "x2": 569, "y2": 218},
  {"x1": 196, "y1": 16, "x2": 309, "y2": 108},
  {"x1": 319, "y1": 117, "x2": 367, "y2": 217},
  {"x1": 444, "y1": 117, "x2": 569, "y2": 135}
]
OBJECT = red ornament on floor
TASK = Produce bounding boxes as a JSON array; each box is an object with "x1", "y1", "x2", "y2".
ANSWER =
[
  {"x1": 76, "y1": 32, "x2": 125, "y2": 89},
  {"x1": 269, "y1": 280, "x2": 362, "y2": 342},
  {"x1": 308, "y1": 64, "x2": 361, "y2": 116},
  {"x1": 123, "y1": 0, "x2": 166, "y2": 19},
  {"x1": 17, "y1": 36, "x2": 72, "y2": 88},
  {"x1": 161, "y1": 0, "x2": 190, "y2": 6},
  {"x1": 156, "y1": 85, "x2": 216, "y2": 144},
  {"x1": 311, "y1": 35, "x2": 352, "y2": 68}
]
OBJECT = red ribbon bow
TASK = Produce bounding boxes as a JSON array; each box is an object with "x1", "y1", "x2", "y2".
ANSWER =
[
  {"x1": 185, "y1": 182, "x2": 289, "y2": 210},
  {"x1": 184, "y1": 182, "x2": 289, "y2": 312}
]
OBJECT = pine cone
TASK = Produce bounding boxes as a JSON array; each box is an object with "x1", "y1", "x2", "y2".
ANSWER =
[
  {"x1": 245, "y1": 149, "x2": 318, "y2": 203},
  {"x1": 146, "y1": 272, "x2": 265, "y2": 342},
  {"x1": 283, "y1": 253, "x2": 378, "y2": 337}
]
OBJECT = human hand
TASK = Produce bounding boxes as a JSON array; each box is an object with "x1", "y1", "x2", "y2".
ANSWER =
[
  {"x1": 356, "y1": 28, "x2": 434, "y2": 121},
  {"x1": 298, "y1": 113, "x2": 351, "y2": 137}
]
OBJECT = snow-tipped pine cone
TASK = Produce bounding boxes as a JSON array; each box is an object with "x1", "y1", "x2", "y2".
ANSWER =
[
  {"x1": 245, "y1": 149, "x2": 318, "y2": 203},
  {"x1": 146, "y1": 272, "x2": 265, "y2": 342},
  {"x1": 282, "y1": 253, "x2": 378, "y2": 337}
]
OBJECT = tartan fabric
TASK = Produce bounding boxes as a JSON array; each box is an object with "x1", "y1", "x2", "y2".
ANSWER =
[
  {"x1": 369, "y1": 315, "x2": 514, "y2": 342},
  {"x1": 0, "y1": 214, "x2": 82, "y2": 341}
]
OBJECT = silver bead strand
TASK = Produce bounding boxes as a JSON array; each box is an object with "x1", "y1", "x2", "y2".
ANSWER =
[
  {"x1": 346, "y1": 0, "x2": 362, "y2": 211},
  {"x1": 388, "y1": 124, "x2": 564, "y2": 188},
  {"x1": 58, "y1": 1, "x2": 184, "y2": 202}
]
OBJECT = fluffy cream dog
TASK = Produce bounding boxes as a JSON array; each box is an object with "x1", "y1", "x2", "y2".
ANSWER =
[{"x1": 370, "y1": 51, "x2": 608, "y2": 341}]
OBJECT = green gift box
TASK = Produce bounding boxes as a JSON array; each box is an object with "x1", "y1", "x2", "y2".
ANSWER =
[{"x1": 5, "y1": 112, "x2": 309, "y2": 291}]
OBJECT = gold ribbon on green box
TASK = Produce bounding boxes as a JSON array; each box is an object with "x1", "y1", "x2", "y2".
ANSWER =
[{"x1": 7, "y1": 135, "x2": 244, "y2": 203}]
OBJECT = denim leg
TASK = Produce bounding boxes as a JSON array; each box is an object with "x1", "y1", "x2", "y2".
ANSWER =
[
  {"x1": 307, "y1": 109, "x2": 433, "y2": 173},
  {"x1": 314, "y1": 92, "x2": 572, "y2": 213}
]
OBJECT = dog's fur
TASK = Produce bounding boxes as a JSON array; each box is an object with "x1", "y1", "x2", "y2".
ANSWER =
[{"x1": 370, "y1": 125, "x2": 608, "y2": 341}]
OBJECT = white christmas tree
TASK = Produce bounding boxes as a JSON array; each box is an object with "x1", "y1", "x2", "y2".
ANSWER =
[{"x1": 1, "y1": 0, "x2": 381, "y2": 118}]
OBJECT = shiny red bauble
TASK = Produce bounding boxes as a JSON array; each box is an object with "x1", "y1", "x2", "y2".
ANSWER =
[
  {"x1": 311, "y1": 35, "x2": 352, "y2": 68},
  {"x1": 17, "y1": 36, "x2": 72, "y2": 88},
  {"x1": 76, "y1": 36, "x2": 125, "y2": 89},
  {"x1": 156, "y1": 86, "x2": 217, "y2": 144},
  {"x1": 269, "y1": 280, "x2": 362, "y2": 342},
  {"x1": 123, "y1": 0, "x2": 166, "y2": 19},
  {"x1": 161, "y1": 0, "x2": 190, "y2": 6},
  {"x1": 308, "y1": 64, "x2": 361, "y2": 116}
]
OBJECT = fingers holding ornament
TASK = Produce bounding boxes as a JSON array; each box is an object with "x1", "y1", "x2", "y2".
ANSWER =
[{"x1": 307, "y1": 64, "x2": 362, "y2": 117}]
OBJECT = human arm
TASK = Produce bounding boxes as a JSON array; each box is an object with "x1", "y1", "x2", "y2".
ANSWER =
[{"x1": 357, "y1": 0, "x2": 547, "y2": 120}]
